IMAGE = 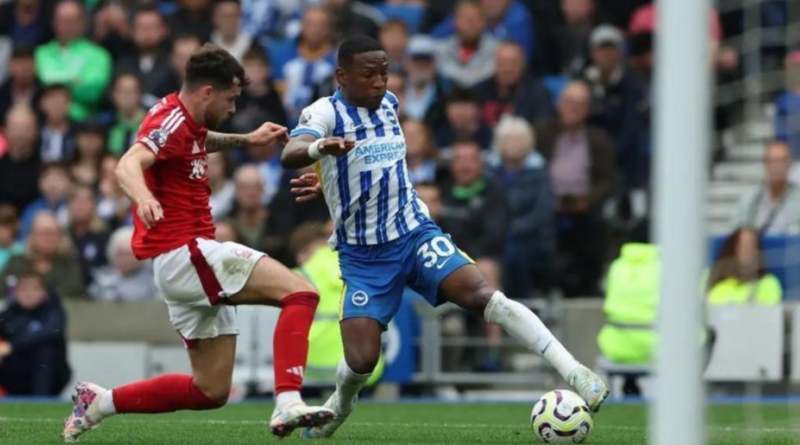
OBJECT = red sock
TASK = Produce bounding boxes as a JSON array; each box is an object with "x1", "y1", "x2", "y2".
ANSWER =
[
  {"x1": 113, "y1": 374, "x2": 221, "y2": 414},
  {"x1": 273, "y1": 291, "x2": 319, "y2": 394}
]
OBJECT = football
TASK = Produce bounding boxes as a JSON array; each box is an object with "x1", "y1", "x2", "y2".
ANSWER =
[{"x1": 531, "y1": 390, "x2": 594, "y2": 443}]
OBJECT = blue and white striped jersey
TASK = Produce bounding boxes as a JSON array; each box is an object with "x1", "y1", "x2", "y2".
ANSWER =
[{"x1": 289, "y1": 89, "x2": 430, "y2": 248}]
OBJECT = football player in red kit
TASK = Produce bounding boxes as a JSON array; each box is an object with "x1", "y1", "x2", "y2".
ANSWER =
[{"x1": 61, "y1": 44, "x2": 338, "y2": 442}]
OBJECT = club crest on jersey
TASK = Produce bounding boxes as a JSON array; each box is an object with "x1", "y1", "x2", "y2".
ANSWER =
[
  {"x1": 351, "y1": 291, "x2": 369, "y2": 307},
  {"x1": 189, "y1": 158, "x2": 207, "y2": 180},
  {"x1": 384, "y1": 108, "x2": 398, "y2": 126},
  {"x1": 148, "y1": 128, "x2": 168, "y2": 148}
]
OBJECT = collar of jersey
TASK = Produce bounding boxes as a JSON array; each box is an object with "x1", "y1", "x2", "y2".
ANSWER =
[
  {"x1": 170, "y1": 92, "x2": 202, "y2": 132},
  {"x1": 332, "y1": 88, "x2": 355, "y2": 108}
]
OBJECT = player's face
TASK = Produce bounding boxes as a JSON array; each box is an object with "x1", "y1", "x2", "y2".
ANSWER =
[
  {"x1": 338, "y1": 51, "x2": 388, "y2": 110},
  {"x1": 205, "y1": 83, "x2": 242, "y2": 130}
]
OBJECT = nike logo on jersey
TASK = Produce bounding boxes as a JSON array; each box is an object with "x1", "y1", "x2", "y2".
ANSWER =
[{"x1": 436, "y1": 257, "x2": 453, "y2": 270}]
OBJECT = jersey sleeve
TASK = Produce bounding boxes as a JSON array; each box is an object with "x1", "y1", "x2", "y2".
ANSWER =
[
  {"x1": 136, "y1": 107, "x2": 186, "y2": 161},
  {"x1": 289, "y1": 98, "x2": 335, "y2": 140}
]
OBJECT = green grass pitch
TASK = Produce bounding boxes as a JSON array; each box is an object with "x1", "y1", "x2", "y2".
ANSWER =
[{"x1": 1, "y1": 401, "x2": 799, "y2": 444}]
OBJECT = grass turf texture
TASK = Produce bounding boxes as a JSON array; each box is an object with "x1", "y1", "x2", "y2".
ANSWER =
[{"x1": 1, "y1": 401, "x2": 799, "y2": 444}]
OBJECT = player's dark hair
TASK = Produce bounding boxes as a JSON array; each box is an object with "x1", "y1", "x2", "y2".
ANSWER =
[
  {"x1": 337, "y1": 35, "x2": 384, "y2": 68},
  {"x1": 185, "y1": 43, "x2": 250, "y2": 91}
]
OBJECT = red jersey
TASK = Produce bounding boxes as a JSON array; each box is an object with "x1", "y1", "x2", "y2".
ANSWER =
[{"x1": 131, "y1": 93, "x2": 215, "y2": 260}]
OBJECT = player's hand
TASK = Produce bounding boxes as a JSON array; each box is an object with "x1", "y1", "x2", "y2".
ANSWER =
[
  {"x1": 248, "y1": 122, "x2": 289, "y2": 149},
  {"x1": 290, "y1": 173, "x2": 323, "y2": 203},
  {"x1": 137, "y1": 198, "x2": 164, "y2": 229},
  {"x1": 318, "y1": 138, "x2": 355, "y2": 157}
]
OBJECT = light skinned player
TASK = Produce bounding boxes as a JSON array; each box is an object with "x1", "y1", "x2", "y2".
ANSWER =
[
  {"x1": 61, "y1": 44, "x2": 335, "y2": 442},
  {"x1": 282, "y1": 35, "x2": 609, "y2": 439}
]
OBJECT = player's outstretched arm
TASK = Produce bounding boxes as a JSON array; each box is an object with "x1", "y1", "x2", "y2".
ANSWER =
[
  {"x1": 206, "y1": 122, "x2": 288, "y2": 154},
  {"x1": 281, "y1": 134, "x2": 355, "y2": 169},
  {"x1": 116, "y1": 143, "x2": 163, "y2": 229}
]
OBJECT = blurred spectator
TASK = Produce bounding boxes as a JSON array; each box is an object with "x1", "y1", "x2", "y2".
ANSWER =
[
  {"x1": 169, "y1": 0, "x2": 214, "y2": 42},
  {"x1": 0, "y1": 269, "x2": 71, "y2": 396},
  {"x1": 537, "y1": 81, "x2": 616, "y2": 297},
  {"x1": 0, "y1": 105, "x2": 40, "y2": 213},
  {"x1": 487, "y1": 116, "x2": 556, "y2": 297},
  {"x1": 226, "y1": 165, "x2": 268, "y2": 249},
  {"x1": 116, "y1": 6, "x2": 172, "y2": 108},
  {"x1": 404, "y1": 36, "x2": 450, "y2": 122},
  {"x1": 97, "y1": 155, "x2": 131, "y2": 230},
  {"x1": 0, "y1": 45, "x2": 39, "y2": 122},
  {"x1": 70, "y1": 121, "x2": 106, "y2": 187},
  {"x1": 432, "y1": 0, "x2": 535, "y2": 62},
  {"x1": 19, "y1": 163, "x2": 70, "y2": 240},
  {"x1": 387, "y1": 70, "x2": 407, "y2": 119},
  {"x1": 35, "y1": 0, "x2": 112, "y2": 121},
  {"x1": 323, "y1": 0, "x2": 384, "y2": 43},
  {"x1": 214, "y1": 220, "x2": 240, "y2": 243},
  {"x1": 402, "y1": 120, "x2": 438, "y2": 185},
  {"x1": 581, "y1": 25, "x2": 646, "y2": 191},
  {"x1": 775, "y1": 51, "x2": 800, "y2": 159},
  {"x1": 433, "y1": 88, "x2": 492, "y2": 150},
  {"x1": 539, "y1": 0, "x2": 603, "y2": 76},
  {"x1": 93, "y1": 1, "x2": 133, "y2": 59},
  {"x1": 707, "y1": 228, "x2": 782, "y2": 305},
  {"x1": 1, "y1": 212, "x2": 86, "y2": 299},
  {"x1": 379, "y1": 19, "x2": 409, "y2": 72},
  {"x1": 476, "y1": 42, "x2": 555, "y2": 128},
  {"x1": 154, "y1": 34, "x2": 202, "y2": 99},
  {"x1": 38, "y1": 84, "x2": 75, "y2": 163},
  {"x1": 211, "y1": 0, "x2": 253, "y2": 63},
  {"x1": 415, "y1": 183, "x2": 443, "y2": 220},
  {"x1": 89, "y1": 226, "x2": 156, "y2": 301},
  {"x1": 434, "y1": 0, "x2": 498, "y2": 89},
  {"x1": 228, "y1": 47, "x2": 288, "y2": 134},
  {"x1": 438, "y1": 139, "x2": 508, "y2": 262},
  {"x1": 732, "y1": 141, "x2": 800, "y2": 234},
  {"x1": 0, "y1": 206, "x2": 23, "y2": 274},
  {"x1": 625, "y1": 31, "x2": 654, "y2": 190},
  {"x1": 107, "y1": 74, "x2": 145, "y2": 157},
  {"x1": 0, "y1": 0, "x2": 52, "y2": 47},
  {"x1": 208, "y1": 152, "x2": 235, "y2": 221},
  {"x1": 67, "y1": 185, "x2": 109, "y2": 285},
  {"x1": 279, "y1": 6, "x2": 336, "y2": 125}
]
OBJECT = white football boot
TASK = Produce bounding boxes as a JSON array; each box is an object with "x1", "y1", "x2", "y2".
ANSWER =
[
  {"x1": 567, "y1": 365, "x2": 610, "y2": 412},
  {"x1": 270, "y1": 402, "x2": 336, "y2": 438},
  {"x1": 302, "y1": 391, "x2": 353, "y2": 439},
  {"x1": 61, "y1": 382, "x2": 108, "y2": 443}
]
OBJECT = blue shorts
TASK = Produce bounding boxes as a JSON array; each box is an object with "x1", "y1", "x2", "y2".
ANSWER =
[{"x1": 337, "y1": 221, "x2": 473, "y2": 326}]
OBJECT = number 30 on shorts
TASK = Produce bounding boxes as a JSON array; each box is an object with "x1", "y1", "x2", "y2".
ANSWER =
[{"x1": 416, "y1": 236, "x2": 457, "y2": 269}]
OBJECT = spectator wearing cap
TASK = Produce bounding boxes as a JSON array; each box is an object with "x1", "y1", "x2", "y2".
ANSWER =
[
  {"x1": 116, "y1": 6, "x2": 173, "y2": 108},
  {"x1": 89, "y1": 226, "x2": 156, "y2": 301},
  {"x1": 404, "y1": 35, "x2": 450, "y2": 122},
  {"x1": 379, "y1": 19, "x2": 410, "y2": 73},
  {"x1": 279, "y1": 6, "x2": 336, "y2": 126},
  {"x1": 776, "y1": 51, "x2": 800, "y2": 160},
  {"x1": 107, "y1": 73, "x2": 146, "y2": 157},
  {"x1": 0, "y1": 205, "x2": 24, "y2": 274},
  {"x1": 71, "y1": 120, "x2": 107, "y2": 188},
  {"x1": 536, "y1": 81, "x2": 616, "y2": 297},
  {"x1": 0, "y1": 269, "x2": 71, "y2": 396},
  {"x1": 581, "y1": 24, "x2": 646, "y2": 191},
  {"x1": 0, "y1": 105, "x2": 40, "y2": 213},
  {"x1": 0, "y1": 46, "x2": 40, "y2": 122},
  {"x1": 38, "y1": 84, "x2": 75, "y2": 163},
  {"x1": 169, "y1": 0, "x2": 214, "y2": 42},
  {"x1": 402, "y1": 120, "x2": 439, "y2": 185},
  {"x1": 432, "y1": 0, "x2": 536, "y2": 62},
  {"x1": 476, "y1": 42, "x2": 555, "y2": 128},
  {"x1": 1, "y1": 212, "x2": 86, "y2": 300},
  {"x1": 433, "y1": 88, "x2": 493, "y2": 150},
  {"x1": 227, "y1": 47, "x2": 288, "y2": 135},
  {"x1": 323, "y1": 0, "x2": 384, "y2": 43},
  {"x1": 35, "y1": 0, "x2": 112, "y2": 121},
  {"x1": 211, "y1": 0, "x2": 253, "y2": 63},
  {"x1": 67, "y1": 185, "x2": 110, "y2": 285},
  {"x1": 434, "y1": 0, "x2": 499, "y2": 89},
  {"x1": 19, "y1": 163, "x2": 70, "y2": 241}
]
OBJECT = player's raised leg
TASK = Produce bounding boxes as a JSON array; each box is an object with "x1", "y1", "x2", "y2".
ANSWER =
[
  {"x1": 439, "y1": 264, "x2": 609, "y2": 411},
  {"x1": 226, "y1": 255, "x2": 335, "y2": 437}
]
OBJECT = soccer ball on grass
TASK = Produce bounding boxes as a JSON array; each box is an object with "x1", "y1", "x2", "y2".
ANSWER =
[{"x1": 531, "y1": 390, "x2": 594, "y2": 443}]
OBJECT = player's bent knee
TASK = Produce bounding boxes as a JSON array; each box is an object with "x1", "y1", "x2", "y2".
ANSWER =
[
  {"x1": 193, "y1": 380, "x2": 231, "y2": 407},
  {"x1": 344, "y1": 348, "x2": 380, "y2": 375}
]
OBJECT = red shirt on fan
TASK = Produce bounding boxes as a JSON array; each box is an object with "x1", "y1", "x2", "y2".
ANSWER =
[{"x1": 131, "y1": 93, "x2": 215, "y2": 260}]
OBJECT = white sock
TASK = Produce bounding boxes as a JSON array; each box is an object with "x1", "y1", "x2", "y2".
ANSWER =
[
  {"x1": 276, "y1": 391, "x2": 303, "y2": 409},
  {"x1": 334, "y1": 359, "x2": 370, "y2": 412},
  {"x1": 483, "y1": 291, "x2": 580, "y2": 379},
  {"x1": 98, "y1": 390, "x2": 117, "y2": 417}
]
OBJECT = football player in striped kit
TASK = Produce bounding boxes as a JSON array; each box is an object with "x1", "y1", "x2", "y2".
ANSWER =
[{"x1": 283, "y1": 36, "x2": 609, "y2": 439}]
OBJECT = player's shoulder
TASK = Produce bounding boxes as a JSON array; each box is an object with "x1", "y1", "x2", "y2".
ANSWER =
[
  {"x1": 138, "y1": 95, "x2": 189, "y2": 154},
  {"x1": 383, "y1": 90, "x2": 399, "y2": 106}
]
